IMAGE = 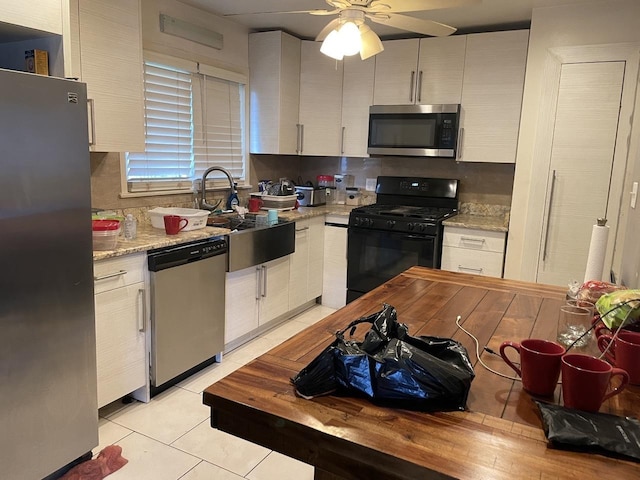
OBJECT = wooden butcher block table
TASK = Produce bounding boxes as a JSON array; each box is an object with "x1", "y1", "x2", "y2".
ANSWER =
[{"x1": 203, "y1": 267, "x2": 639, "y2": 479}]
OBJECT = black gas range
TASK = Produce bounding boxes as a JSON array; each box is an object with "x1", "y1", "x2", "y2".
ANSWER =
[{"x1": 347, "y1": 176, "x2": 458, "y2": 303}]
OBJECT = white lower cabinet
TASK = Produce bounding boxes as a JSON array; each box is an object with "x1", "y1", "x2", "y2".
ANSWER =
[
  {"x1": 225, "y1": 256, "x2": 291, "y2": 347},
  {"x1": 441, "y1": 226, "x2": 506, "y2": 278},
  {"x1": 94, "y1": 253, "x2": 148, "y2": 408},
  {"x1": 289, "y1": 217, "x2": 325, "y2": 311},
  {"x1": 322, "y1": 215, "x2": 348, "y2": 309}
]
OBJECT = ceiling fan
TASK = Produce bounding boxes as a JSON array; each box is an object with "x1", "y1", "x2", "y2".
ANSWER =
[{"x1": 226, "y1": 0, "x2": 480, "y2": 60}]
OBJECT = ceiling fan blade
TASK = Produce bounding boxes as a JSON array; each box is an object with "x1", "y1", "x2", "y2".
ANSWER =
[
  {"x1": 370, "y1": 0, "x2": 480, "y2": 14},
  {"x1": 224, "y1": 9, "x2": 339, "y2": 17},
  {"x1": 315, "y1": 18, "x2": 342, "y2": 41},
  {"x1": 368, "y1": 13, "x2": 456, "y2": 37}
]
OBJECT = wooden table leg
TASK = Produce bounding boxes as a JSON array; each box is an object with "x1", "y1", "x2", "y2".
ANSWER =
[{"x1": 314, "y1": 468, "x2": 348, "y2": 480}]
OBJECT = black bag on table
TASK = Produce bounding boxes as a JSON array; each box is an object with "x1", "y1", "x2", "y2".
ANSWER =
[{"x1": 291, "y1": 304, "x2": 475, "y2": 411}]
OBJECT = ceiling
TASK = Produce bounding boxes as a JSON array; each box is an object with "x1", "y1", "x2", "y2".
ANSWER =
[{"x1": 178, "y1": 0, "x2": 595, "y2": 39}]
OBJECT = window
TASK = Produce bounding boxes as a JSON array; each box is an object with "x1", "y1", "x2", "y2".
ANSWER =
[{"x1": 125, "y1": 55, "x2": 246, "y2": 194}]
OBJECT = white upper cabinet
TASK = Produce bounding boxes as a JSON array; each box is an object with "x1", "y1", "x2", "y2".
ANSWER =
[
  {"x1": 417, "y1": 36, "x2": 466, "y2": 105},
  {"x1": 298, "y1": 41, "x2": 344, "y2": 156},
  {"x1": 458, "y1": 30, "x2": 529, "y2": 163},
  {"x1": 341, "y1": 54, "x2": 374, "y2": 157},
  {"x1": 372, "y1": 39, "x2": 420, "y2": 105},
  {"x1": 0, "y1": 0, "x2": 63, "y2": 34},
  {"x1": 72, "y1": 0, "x2": 145, "y2": 152},
  {"x1": 249, "y1": 31, "x2": 301, "y2": 155}
]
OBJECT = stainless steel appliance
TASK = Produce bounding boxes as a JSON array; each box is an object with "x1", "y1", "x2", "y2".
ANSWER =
[
  {"x1": 0, "y1": 68, "x2": 98, "y2": 479},
  {"x1": 295, "y1": 186, "x2": 326, "y2": 206},
  {"x1": 347, "y1": 176, "x2": 458, "y2": 302},
  {"x1": 148, "y1": 237, "x2": 227, "y2": 392},
  {"x1": 367, "y1": 104, "x2": 460, "y2": 157}
]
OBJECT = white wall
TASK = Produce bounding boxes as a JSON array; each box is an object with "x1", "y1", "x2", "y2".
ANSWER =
[
  {"x1": 141, "y1": 0, "x2": 249, "y2": 74},
  {"x1": 504, "y1": 0, "x2": 640, "y2": 286}
]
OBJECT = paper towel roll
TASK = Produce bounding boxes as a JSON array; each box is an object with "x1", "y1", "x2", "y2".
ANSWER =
[{"x1": 583, "y1": 220, "x2": 609, "y2": 282}]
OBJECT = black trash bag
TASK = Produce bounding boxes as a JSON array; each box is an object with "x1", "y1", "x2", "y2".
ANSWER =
[
  {"x1": 536, "y1": 401, "x2": 640, "y2": 462},
  {"x1": 291, "y1": 304, "x2": 475, "y2": 411}
]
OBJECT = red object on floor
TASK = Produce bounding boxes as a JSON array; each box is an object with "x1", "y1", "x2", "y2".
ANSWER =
[{"x1": 59, "y1": 445, "x2": 128, "y2": 480}]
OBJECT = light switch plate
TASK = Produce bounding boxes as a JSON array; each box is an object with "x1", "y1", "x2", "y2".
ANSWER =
[{"x1": 365, "y1": 178, "x2": 376, "y2": 191}]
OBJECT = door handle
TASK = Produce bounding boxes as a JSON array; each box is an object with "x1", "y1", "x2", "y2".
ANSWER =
[
  {"x1": 458, "y1": 265, "x2": 484, "y2": 274},
  {"x1": 409, "y1": 70, "x2": 416, "y2": 103},
  {"x1": 255, "y1": 266, "x2": 261, "y2": 300},
  {"x1": 460, "y1": 237, "x2": 486, "y2": 244},
  {"x1": 138, "y1": 288, "x2": 146, "y2": 332},
  {"x1": 417, "y1": 70, "x2": 423, "y2": 103},
  {"x1": 261, "y1": 265, "x2": 267, "y2": 298},
  {"x1": 457, "y1": 127, "x2": 464, "y2": 160},
  {"x1": 543, "y1": 170, "x2": 557, "y2": 261},
  {"x1": 341, "y1": 126, "x2": 346, "y2": 154},
  {"x1": 87, "y1": 98, "x2": 96, "y2": 146},
  {"x1": 296, "y1": 124, "x2": 301, "y2": 154},
  {"x1": 94, "y1": 270, "x2": 127, "y2": 281},
  {"x1": 299, "y1": 124, "x2": 304, "y2": 154}
]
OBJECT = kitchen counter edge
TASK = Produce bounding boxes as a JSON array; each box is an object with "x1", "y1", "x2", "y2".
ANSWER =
[{"x1": 442, "y1": 213, "x2": 509, "y2": 232}]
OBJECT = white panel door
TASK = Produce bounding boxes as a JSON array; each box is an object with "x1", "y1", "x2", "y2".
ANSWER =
[
  {"x1": 372, "y1": 39, "x2": 420, "y2": 105},
  {"x1": 289, "y1": 222, "x2": 310, "y2": 311},
  {"x1": 298, "y1": 41, "x2": 344, "y2": 155},
  {"x1": 259, "y1": 256, "x2": 291, "y2": 325},
  {"x1": 225, "y1": 267, "x2": 259, "y2": 344},
  {"x1": 417, "y1": 36, "x2": 466, "y2": 105},
  {"x1": 537, "y1": 61, "x2": 625, "y2": 286},
  {"x1": 341, "y1": 54, "x2": 374, "y2": 157}
]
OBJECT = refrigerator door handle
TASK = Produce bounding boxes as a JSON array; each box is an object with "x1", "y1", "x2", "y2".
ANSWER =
[{"x1": 87, "y1": 98, "x2": 96, "y2": 146}]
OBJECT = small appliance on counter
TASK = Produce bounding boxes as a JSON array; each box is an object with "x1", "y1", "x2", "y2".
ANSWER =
[
  {"x1": 295, "y1": 185, "x2": 326, "y2": 207},
  {"x1": 345, "y1": 187, "x2": 361, "y2": 206}
]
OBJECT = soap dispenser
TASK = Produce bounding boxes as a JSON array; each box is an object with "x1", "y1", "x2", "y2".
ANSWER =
[{"x1": 226, "y1": 183, "x2": 239, "y2": 210}]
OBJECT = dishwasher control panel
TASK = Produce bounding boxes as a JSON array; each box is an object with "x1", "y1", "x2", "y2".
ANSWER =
[{"x1": 148, "y1": 236, "x2": 227, "y2": 272}]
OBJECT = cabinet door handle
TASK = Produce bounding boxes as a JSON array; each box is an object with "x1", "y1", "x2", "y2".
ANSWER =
[
  {"x1": 299, "y1": 124, "x2": 304, "y2": 154},
  {"x1": 255, "y1": 266, "x2": 261, "y2": 300},
  {"x1": 457, "y1": 127, "x2": 464, "y2": 160},
  {"x1": 138, "y1": 288, "x2": 146, "y2": 332},
  {"x1": 458, "y1": 265, "x2": 483, "y2": 274},
  {"x1": 87, "y1": 98, "x2": 96, "y2": 146},
  {"x1": 417, "y1": 70, "x2": 423, "y2": 103},
  {"x1": 409, "y1": 70, "x2": 416, "y2": 103},
  {"x1": 295, "y1": 226, "x2": 309, "y2": 232},
  {"x1": 341, "y1": 126, "x2": 346, "y2": 154},
  {"x1": 295, "y1": 124, "x2": 301, "y2": 154},
  {"x1": 543, "y1": 170, "x2": 557, "y2": 261},
  {"x1": 94, "y1": 269, "x2": 127, "y2": 281},
  {"x1": 262, "y1": 265, "x2": 267, "y2": 297},
  {"x1": 461, "y1": 237, "x2": 486, "y2": 244}
]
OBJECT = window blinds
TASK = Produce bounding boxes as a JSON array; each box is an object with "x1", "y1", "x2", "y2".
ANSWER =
[{"x1": 126, "y1": 60, "x2": 246, "y2": 193}]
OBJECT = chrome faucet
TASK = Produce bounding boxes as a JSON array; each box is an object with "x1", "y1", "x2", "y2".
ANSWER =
[{"x1": 199, "y1": 166, "x2": 236, "y2": 211}]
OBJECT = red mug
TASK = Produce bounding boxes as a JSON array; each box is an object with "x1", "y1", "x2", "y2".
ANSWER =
[
  {"x1": 500, "y1": 339, "x2": 565, "y2": 397},
  {"x1": 597, "y1": 331, "x2": 640, "y2": 385},
  {"x1": 248, "y1": 197, "x2": 263, "y2": 213},
  {"x1": 163, "y1": 215, "x2": 188, "y2": 235},
  {"x1": 561, "y1": 353, "x2": 629, "y2": 412}
]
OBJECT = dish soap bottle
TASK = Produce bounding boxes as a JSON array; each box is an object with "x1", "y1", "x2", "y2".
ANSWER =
[
  {"x1": 123, "y1": 214, "x2": 137, "y2": 240},
  {"x1": 226, "y1": 183, "x2": 239, "y2": 210}
]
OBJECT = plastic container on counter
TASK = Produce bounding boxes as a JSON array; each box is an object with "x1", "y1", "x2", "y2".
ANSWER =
[
  {"x1": 92, "y1": 219, "x2": 121, "y2": 250},
  {"x1": 317, "y1": 175, "x2": 335, "y2": 188}
]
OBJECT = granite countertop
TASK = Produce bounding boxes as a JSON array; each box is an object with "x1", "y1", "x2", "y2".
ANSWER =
[
  {"x1": 442, "y1": 213, "x2": 509, "y2": 232},
  {"x1": 93, "y1": 205, "x2": 354, "y2": 261}
]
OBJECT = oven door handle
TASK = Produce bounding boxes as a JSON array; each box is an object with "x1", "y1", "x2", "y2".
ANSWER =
[{"x1": 405, "y1": 235, "x2": 434, "y2": 240}]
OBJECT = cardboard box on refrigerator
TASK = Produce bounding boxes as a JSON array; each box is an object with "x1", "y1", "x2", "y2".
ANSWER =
[{"x1": 25, "y1": 49, "x2": 49, "y2": 75}]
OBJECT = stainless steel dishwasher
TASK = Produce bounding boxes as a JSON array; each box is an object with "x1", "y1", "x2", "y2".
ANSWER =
[{"x1": 147, "y1": 236, "x2": 227, "y2": 394}]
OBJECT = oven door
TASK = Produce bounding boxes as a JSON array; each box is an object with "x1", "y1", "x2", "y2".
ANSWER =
[{"x1": 347, "y1": 227, "x2": 437, "y2": 302}]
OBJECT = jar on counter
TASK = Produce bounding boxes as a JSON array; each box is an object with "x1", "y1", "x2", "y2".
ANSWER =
[{"x1": 317, "y1": 175, "x2": 335, "y2": 188}]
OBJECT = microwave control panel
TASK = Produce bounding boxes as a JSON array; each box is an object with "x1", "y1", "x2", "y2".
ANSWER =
[{"x1": 439, "y1": 119, "x2": 456, "y2": 149}]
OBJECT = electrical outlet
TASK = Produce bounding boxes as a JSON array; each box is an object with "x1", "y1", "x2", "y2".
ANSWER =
[{"x1": 365, "y1": 178, "x2": 376, "y2": 191}]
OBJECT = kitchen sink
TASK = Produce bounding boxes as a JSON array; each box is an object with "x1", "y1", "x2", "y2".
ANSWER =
[{"x1": 208, "y1": 213, "x2": 295, "y2": 272}]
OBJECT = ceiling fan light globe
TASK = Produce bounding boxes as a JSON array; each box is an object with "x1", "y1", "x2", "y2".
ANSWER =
[
  {"x1": 338, "y1": 21, "x2": 361, "y2": 56},
  {"x1": 359, "y1": 24, "x2": 384, "y2": 60},
  {"x1": 320, "y1": 29, "x2": 345, "y2": 60}
]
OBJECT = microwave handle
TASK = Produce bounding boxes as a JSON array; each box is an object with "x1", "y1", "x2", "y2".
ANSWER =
[
  {"x1": 409, "y1": 71, "x2": 416, "y2": 103},
  {"x1": 456, "y1": 127, "x2": 465, "y2": 160}
]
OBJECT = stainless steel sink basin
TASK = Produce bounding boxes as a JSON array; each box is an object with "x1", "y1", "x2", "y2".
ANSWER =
[{"x1": 217, "y1": 214, "x2": 295, "y2": 272}]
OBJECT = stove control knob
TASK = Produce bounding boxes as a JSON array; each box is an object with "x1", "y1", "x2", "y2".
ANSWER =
[
  {"x1": 367, "y1": 218, "x2": 374, "y2": 227},
  {"x1": 418, "y1": 223, "x2": 426, "y2": 232},
  {"x1": 407, "y1": 223, "x2": 415, "y2": 231},
  {"x1": 386, "y1": 220, "x2": 396, "y2": 229}
]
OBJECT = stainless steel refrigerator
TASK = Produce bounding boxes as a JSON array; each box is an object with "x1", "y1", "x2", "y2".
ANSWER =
[{"x1": 0, "y1": 68, "x2": 98, "y2": 479}]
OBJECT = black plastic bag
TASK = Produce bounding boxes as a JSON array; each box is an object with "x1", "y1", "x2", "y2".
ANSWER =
[
  {"x1": 536, "y1": 401, "x2": 640, "y2": 462},
  {"x1": 291, "y1": 304, "x2": 475, "y2": 411}
]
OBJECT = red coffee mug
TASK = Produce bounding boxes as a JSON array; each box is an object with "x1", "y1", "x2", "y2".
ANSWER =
[
  {"x1": 500, "y1": 339, "x2": 565, "y2": 397},
  {"x1": 248, "y1": 197, "x2": 263, "y2": 213},
  {"x1": 561, "y1": 353, "x2": 629, "y2": 412},
  {"x1": 597, "y1": 331, "x2": 640, "y2": 385},
  {"x1": 163, "y1": 215, "x2": 188, "y2": 235}
]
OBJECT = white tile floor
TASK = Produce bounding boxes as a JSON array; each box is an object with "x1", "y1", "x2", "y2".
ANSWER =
[{"x1": 97, "y1": 305, "x2": 336, "y2": 480}]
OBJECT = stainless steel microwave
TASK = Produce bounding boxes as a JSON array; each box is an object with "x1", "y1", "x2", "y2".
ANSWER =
[{"x1": 367, "y1": 104, "x2": 460, "y2": 157}]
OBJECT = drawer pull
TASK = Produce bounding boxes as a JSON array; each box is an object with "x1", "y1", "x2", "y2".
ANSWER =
[
  {"x1": 458, "y1": 265, "x2": 483, "y2": 274},
  {"x1": 138, "y1": 288, "x2": 146, "y2": 332},
  {"x1": 94, "y1": 270, "x2": 127, "y2": 281},
  {"x1": 460, "y1": 237, "x2": 486, "y2": 244},
  {"x1": 295, "y1": 227, "x2": 310, "y2": 232}
]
